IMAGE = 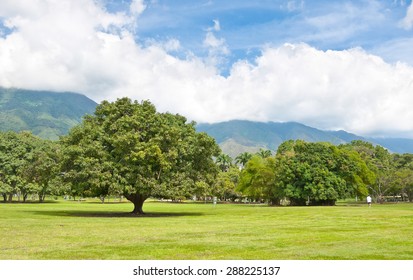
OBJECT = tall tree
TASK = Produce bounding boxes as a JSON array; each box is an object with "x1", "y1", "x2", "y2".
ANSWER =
[
  {"x1": 235, "y1": 152, "x2": 253, "y2": 168},
  {"x1": 256, "y1": 148, "x2": 272, "y2": 158},
  {"x1": 216, "y1": 153, "x2": 233, "y2": 172},
  {"x1": 342, "y1": 141, "x2": 394, "y2": 202},
  {"x1": 392, "y1": 153, "x2": 413, "y2": 201},
  {"x1": 61, "y1": 98, "x2": 220, "y2": 214}
]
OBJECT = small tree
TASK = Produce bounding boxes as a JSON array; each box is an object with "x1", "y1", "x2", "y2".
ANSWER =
[
  {"x1": 20, "y1": 140, "x2": 61, "y2": 202},
  {"x1": 238, "y1": 155, "x2": 276, "y2": 203},
  {"x1": 214, "y1": 166, "x2": 241, "y2": 201}
]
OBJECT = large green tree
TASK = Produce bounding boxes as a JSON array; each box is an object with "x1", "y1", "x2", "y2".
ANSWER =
[
  {"x1": 341, "y1": 140, "x2": 395, "y2": 202},
  {"x1": 0, "y1": 131, "x2": 58, "y2": 202},
  {"x1": 60, "y1": 98, "x2": 220, "y2": 214},
  {"x1": 393, "y1": 153, "x2": 413, "y2": 201},
  {"x1": 275, "y1": 141, "x2": 374, "y2": 205}
]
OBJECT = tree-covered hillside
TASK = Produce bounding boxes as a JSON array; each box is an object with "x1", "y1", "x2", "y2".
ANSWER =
[{"x1": 0, "y1": 87, "x2": 97, "y2": 140}]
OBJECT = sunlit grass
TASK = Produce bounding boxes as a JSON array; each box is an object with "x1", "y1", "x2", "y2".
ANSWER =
[{"x1": 0, "y1": 199, "x2": 412, "y2": 260}]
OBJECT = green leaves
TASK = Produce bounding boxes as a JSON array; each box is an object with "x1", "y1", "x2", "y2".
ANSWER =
[
  {"x1": 0, "y1": 131, "x2": 61, "y2": 202},
  {"x1": 238, "y1": 140, "x2": 377, "y2": 206},
  {"x1": 61, "y1": 98, "x2": 220, "y2": 212}
]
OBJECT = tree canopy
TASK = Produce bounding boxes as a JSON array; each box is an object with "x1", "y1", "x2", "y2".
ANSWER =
[
  {"x1": 0, "y1": 131, "x2": 60, "y2": 202},
  {"x1": 60, "y1": 98, "x2": 220, "y2": 214},
  {"x1": 238, "y1": 140, "x2": 375, "y2": 206}
]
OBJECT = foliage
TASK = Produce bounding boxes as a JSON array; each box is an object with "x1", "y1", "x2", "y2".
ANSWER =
[
  {"x1": 275, "y1": 141, "x2": 374, "y2": 205},
  {"x1": 235, "y1": 152, "x2": 253, "y2": 168},
  {"x1": 392, "y1": 153, "x2": 413, "y2": 202},
  {"x1": 213, "y1": 166, "x2": 241, "y2": 201},
  {"x1": 238, "y1": 140, "x2": 375, "y2": 206},
  {"x1": 20, "y1": 140, "x2": 62, "y2": 202},
  {"x1": 256, "y1": 148, "x2": 272, "y2": 158},
  {"x1": 341, "y1": 141, "x2": 396, "y2": 202},
  {"x1": 60, "y1": 98, "x2": 220, "y2": 214},
  {"x1": 215, "y1": 153, "x2": 233, "y2": 172},
  {"x1": 0, "y1": 131, "x2": 61, "y2": 202},
  {"x1": 238, "y1": 155, "x2": 277, "y2": 203}
]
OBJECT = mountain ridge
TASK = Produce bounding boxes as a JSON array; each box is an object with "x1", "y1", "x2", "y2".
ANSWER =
[
  {"x1": 1, "y1": 88, "x2": 412, "y2": 155},
  {"x1": 197, "y1": 120, "x2": 413, "y2": 157},
  {"x1": 0, "y1": 87, "x2": 97, "y2": 140}
]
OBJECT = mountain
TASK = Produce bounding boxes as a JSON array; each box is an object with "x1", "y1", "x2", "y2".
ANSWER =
[
  {"x1": 197, "y1": 120, "x2": 413, "y2": 157},
  {"x1": 368, "y1": 138, "x2": 413, "y2": 154},
  {"x1": 2, "y1": 88, "x2": 413, "y2": 154},
  {"x1": 0, "y1": 87, "x2": 97, "y2": 140}
]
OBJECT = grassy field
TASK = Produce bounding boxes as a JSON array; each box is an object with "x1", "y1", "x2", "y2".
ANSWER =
[{"x1": 0, "y1": 199, "x2": 412, "y2": 260}]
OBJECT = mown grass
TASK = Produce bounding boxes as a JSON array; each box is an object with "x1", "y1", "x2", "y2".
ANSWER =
[{"x1": 0, "y1": 200, "x2": 412, "y2": 260}]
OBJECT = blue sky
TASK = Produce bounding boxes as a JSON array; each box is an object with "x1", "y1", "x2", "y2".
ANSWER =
[
  {"x1": 1, "y1": 0, "x2": 413, "y2": 137},
  {"x1": 112, "y1": 0, "x2": 413, "y2": 70}
]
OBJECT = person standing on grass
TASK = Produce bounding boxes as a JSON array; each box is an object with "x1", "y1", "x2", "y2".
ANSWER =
[{"x1": 367, "y1": 195, "x2": 372, "y2": 207}]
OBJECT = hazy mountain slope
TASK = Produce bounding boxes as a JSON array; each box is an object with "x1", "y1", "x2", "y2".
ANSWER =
[
  {"x1": 197, "y1": 120, "x2": 413, "y2": 157},
  {"x1": 0, "y1": 87, "x2": 97, "y2": 140},
  {"x1": 368, "y1": 138, "x2": 413, "y2": 154},
  {"x1": 197, "y1": 120, "x2": 345, "y2": 157}
]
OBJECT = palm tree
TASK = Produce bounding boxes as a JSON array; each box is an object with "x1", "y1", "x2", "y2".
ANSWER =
[
  {"x1": 216, "y1": 153, "x2": 233, "y2": 172},
  {"x1": 256, "y1": 148, "x2": 272, "y2": 158},
  {"x1": 235, "y1": 152, "x2": 253, "y2": 168}
]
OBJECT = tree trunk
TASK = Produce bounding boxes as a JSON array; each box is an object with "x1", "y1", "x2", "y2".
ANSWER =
[
  {"x1": 125, "y1": 193, "x2": 147, "y2": 215},
  {"x1": 8, "y1": 193, "x2": 13, "y2": 202},
  {"x1": 269, "y1": 198, "x2": 281, "y2": 206}
]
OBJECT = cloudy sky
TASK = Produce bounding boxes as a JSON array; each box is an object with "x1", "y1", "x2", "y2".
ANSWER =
[{"x1": 1, "y1": 0, "x2": 413, "y2": 138}]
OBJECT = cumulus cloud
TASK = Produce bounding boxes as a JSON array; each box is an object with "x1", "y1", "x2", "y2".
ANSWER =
[{"x1": 1, "y1": 1, "x2": 413, "y2": 138}]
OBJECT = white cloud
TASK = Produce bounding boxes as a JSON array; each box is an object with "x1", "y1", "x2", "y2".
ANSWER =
[
  {"x1": 285, "y1": 1, "x2": 305, "y2": 12},
  {"x1": 1, "y1": 1, "x2": 413, "y2": 138},
  {"x1": 130, "y1": 0, "x2": 146, "y2": 16},
  {"x1": 400, "y1": 1, "x2": 413, "y2": 29},
  {"x1": 203, "y1": 20, "x2": 230, "y2": 68},
  {"x1": 212, "y1": 19, "x2": 221, "y2": 31}
]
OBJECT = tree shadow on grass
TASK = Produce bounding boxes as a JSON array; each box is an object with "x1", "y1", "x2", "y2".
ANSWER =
[{"x1": 28, "y1": 210, "x2": 204, "y2": 218}]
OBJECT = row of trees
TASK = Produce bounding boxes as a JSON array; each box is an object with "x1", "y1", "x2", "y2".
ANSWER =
[
  {"x1": 1, "y1": 98, "x2": 413, "y2": 213},
  {"x1": 213, "y1": 140, "x2": 413, "y2": 205}
]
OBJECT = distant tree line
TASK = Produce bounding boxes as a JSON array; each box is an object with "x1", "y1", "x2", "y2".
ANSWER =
[
  {"x1": 216, "y1": 140, "x2": 413, "y2": 205},
  {"x1": 1, "y1": 98, "x2": 413, "y2": 213}
]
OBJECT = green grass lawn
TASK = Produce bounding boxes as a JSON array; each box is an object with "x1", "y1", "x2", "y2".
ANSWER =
[{"x1": 0, "y1": 199, "x2": 412, "y2": 260}]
